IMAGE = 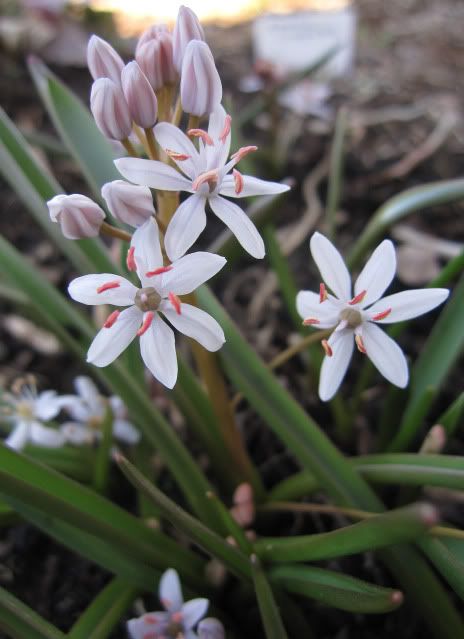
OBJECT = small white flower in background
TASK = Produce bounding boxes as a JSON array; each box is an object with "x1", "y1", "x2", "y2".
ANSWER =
[
  {"x1": 1, "y1": 378, "x2": 65, "y2": 451},
  {"x1": 297, "y1": 232, "x2": 449, "y2": 402},
  {"x1": 115, "y1": 106, "x2": 290, "y2": 260},
  {"x1": 127, "y1": 568, "x2": 209, "y2": 639},
  {"x1": 198, "y1": 618, "x2": 226, "y2": 639},
  {"x1": 48, "y1": 194, "x2": 105, "y2": 240},
  {"x1": 68, "y1": 218, "x2": 226, "y2": 388},
  {"x1": 59, "y1": 376, "x2": 139, "y2": 446}
]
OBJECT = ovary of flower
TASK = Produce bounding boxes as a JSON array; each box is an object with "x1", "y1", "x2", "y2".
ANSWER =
[
  {"x1": 115, "y1": 105, "x2": 290, "y2": 262},
  {"x1": 296, "y1": 232, "x2": 450, "y2": 402},
  {"x1": 127, "y1": 568, "x2": 209, "y2": 639},
  {"x1": 68, "y1": 218, "x2": 226, "y2": 389}
]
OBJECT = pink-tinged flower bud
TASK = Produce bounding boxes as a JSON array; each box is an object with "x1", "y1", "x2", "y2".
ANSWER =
[
  {"x1": 90, "y1": 78, "x2": 132, "y2": 141},
  {"x1": 101, "y1": 180, "x2": 155, "y2": 227},
  {"x1": 121, "y1": 61, "x2": 158, "y2": 129},
  {"x1": 48, "y1": 194, "x2": 105, "y2": 239},
  {"x1": 198, "y1": 618, "x2": 225, "y2": 639},
  {"x1": 158, "y1": 31, "x2": 177, "y2": 85},
  {"x1": 135, "y1": 23, "x2": 168, "y2": 55},
  {"x1": 136, "y1": 32, "x2": 176, "y2": 91},
  {"x1": 173, "y1": 5, "x2": 205, "y2": 73},
  {"x1": 180, "y1": 40, "x2": 222, "y2": 117},
  {"x1": 87, "y1": 35, "x2": 124, "y2": 86}
]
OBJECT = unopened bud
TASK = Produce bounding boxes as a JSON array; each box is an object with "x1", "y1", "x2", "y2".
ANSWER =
[
  {"x1": 198, "y1": 618, "x2": 225, "y2": 639},
  {"x1": 420, "y1": 424, "x2": 446, "y2": 454},
  {"x1": 48, "y1": 194, "x2": 105, "y2": 239},
  {"x1": 90, "y1": 78, "x2": 132, "y2": 141},
  {"x1": 173, "y1": 5, "x2": 205, "y2": 73},
  {"x1": 87, "y1": 35, "x2": 124, "y2": 86},
  {"x1": 158, "y1": 32, "x2": 177, "y2": 85},
  {"x1": 230, "y1": 482, "x2": 255, "y2": 527},
  {"x1": 136, "y1": 33, "x2": 176, "y2": 91},
  {"x1": 135, "y1": 23, "x2": 168, "y2": 54},
  {"x1": 181, "y1": 40, "x2": 222, "y2": 117},
  {"x1": 121, "y1": 61, "x2": 158, "y2": 129},
  {"x1": 101, "y1": 180, "x2": 155, "y2": 227}
]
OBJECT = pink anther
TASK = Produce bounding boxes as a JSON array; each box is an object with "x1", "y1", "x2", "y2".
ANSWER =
[
  {"x1": 219, "y1": 114, "x2": 232, "y2": 143},
  {"x1": 168, "y1": 292, "x2": 181, "y2": 315},
  {"x1": 166, "y1": 149, "x2": 191, "y2": 161},
  {"x1": 349, "y1": 290, "x2": 367, "y2": 305},
  {"x1": 233, "y1": 168, "x2": 244, "y2": 195},
  {"x1": 97, "y1": 280, "x2": 120, "y2": 294},
  {"x1": 137, "y1": 311, "x2": 155, "y2": 336},
  {"x1": 321, "y1": 339, "x2": 333, "y2": 357},
  {"x1": 144, "y1": 615, "x2": 159, "y2": 625},
  {"x1": 146, "y1": 266, "x2": 173, "y2": 277},
  {"x1": 319, "y1": 283, "x2": 328, "y2": 303},
  {"x1": 303, "y1": 318, "x2": 320, "y2": 326},
  {"x1": 187, "y1": 129, "x2": 214, "y2": 146},
  {"x1": 171, "y1": 611, "x2": 183, "y2": 623},
  {"x1": 103, "y1": 310, "x2": 120, "y2": 328},
  {"x1": 192, "y1": 169, "x2": 219, "y2": 192},
  {"x1": 372, "y1": 308, "x2": 392, "y2": 321},
  {"x1": 126, "y1": 246, "x2": 136, "y2": 272},
  {"x1": 231, "y1": 145, "x2": 258, "y2": 162},
  {"x1": 355, "y1": 334, "x2": 367, "y2": 354}
]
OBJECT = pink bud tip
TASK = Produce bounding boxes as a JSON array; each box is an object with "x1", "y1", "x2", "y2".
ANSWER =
[
  {"x1": 391, "y1": 591, "x2": 404, "y2": 606},
  {"x1": 418, "y1": 503, "x2": 440, "y2": 527}
]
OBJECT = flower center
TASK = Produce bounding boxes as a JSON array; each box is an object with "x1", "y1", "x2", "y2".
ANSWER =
[
  {"x1": 135, "y1": 287, "x2": 161, "y2": 312},
  {"x1": 16, "y1": 401, "x2": 34, "y2": 420},
  {"x1": 339, "y1": 307, "x2": 363, "y2": 329}
]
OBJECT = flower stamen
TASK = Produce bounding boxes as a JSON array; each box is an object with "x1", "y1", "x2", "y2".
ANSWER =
[
  {"x1": 372, "y1": 308, "x2": 392, "y2": 321},
  {"x1": 137, "y1": 311, "x2": 155, "y2": 336},
  {"x1": 192, "y1": 169, "x2": 219, "y2": 192},
  {"x1": 321, "y1": 339, "x2": 333, "y2": 357},
  {"x1": 126, "y1": 247, "x2": 137, "y2": 272},
  {"x1": 103, "y1": 310, "x2": 120, "y2": 328},
  {"x1": 233, "y1": 168, "x2": 243, "y2": 195},
  {"x1": 349, "y1": 290, "x2": 367, "y2": 305},
  {"x1": 303, "y1": 318, "x2": 320, "y2": 326},
  {"x1": 187, "y1": 129, "x2": 214, "y2": 145},
  {"x1": 168, "y1": 292, "x2": 182, "y2": 315},
  {"x1": 319, "y1": 283, "x2": 328, "y2": 303},
  {"x1": 166, "y1": 149, "x2": 191, "y2": 161},
  {"x1": 355, "y1": 334, "x2": 367, "y2": 354},
  {"x1": 231, "y1": 145, "x2": 258, "y2": 162},
  {"x1": 97, "y1": 280, "x2": 120, "y2": 294},
  {"x1": 219, "y1": 114, "x2": 232, "y2": 143},
  {"x1": 145, "y1": 266, "x2": 173, "y2": 277}
]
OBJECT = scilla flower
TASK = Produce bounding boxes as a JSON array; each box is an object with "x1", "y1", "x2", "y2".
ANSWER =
[
  {"x1": 68, "y1": 218, "x2": 226, "y2": 388},
  {"x1": 297, "y1": 232, "x2": 449, "y2": 401},
  {"x1": 115, "y1": 106, "x2": 290, "y2": 261},
  {"x1": 1, "y1": 377, "x2": 65, "y2": 450},
  {"x1": 59, "y1": 376, "x2": 139, "y2": 445},
  {"x1": 127, "y1": 568, "x2": 209, "y2": 639}
]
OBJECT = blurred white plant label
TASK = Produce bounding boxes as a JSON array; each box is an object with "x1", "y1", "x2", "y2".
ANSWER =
[{"x1": 252, "y1": 6, "x2": 357, "y2": 79}]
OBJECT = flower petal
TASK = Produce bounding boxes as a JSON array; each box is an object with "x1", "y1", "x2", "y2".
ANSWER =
[
  {"x1": 154, "y1": 122, "x2": 201, "y2": 179},
  {"x1": 30, "y1": 422, "x2": 66, "y2": 448},
  {"x1": 310, "y1": 232, "x2": 351, "y2": 300},
  {"x1": 159, "y1": 568, "x2": 183, "y2": 611},
  {"x1": 209, "y1": 195, "x2": 265, "y2": 259},
  {"x1": 115, "y1": 157, "x2": 193, "y2": 192},
  {"x1": 164, "y1": 195, "x2": 207, "y2": 262},
  {"x1": 127, "y1": 614, "x2": 168, "y2": 639},
  {"x1": 158, "y1": 252, "x2": 226, "y2": 297},
  {"x1": 5, "y1": 421, "x2": 29, "y2": 450},
  {"x1": 74, "y1": 376, "x2": 103, "y2": 415},
  {"x1": 219, "y1": 174, "x2": 290, "y2": 198},
  {"x1": 140, "y1": 315, "x2": 178, "y2": 388},
  {"x1": 162, "y1": 303, "x2": 225, "y2": 351},
  {"x1": 131, "y1": 218, "x2": 164, "y2": 285},
  {"x1": 361, "y1": 322, "x2": 408, "y2": 388},
  {"x1": 68, "y1": 274, "x2": 137, "y2": 306},
  {"x1": 318, "y1": 329, "x2": 354, "y2": 402},
  {"x1": 34, "y1": 390, "x2": 61, "y2": 420},
  {"x1": 87, "y1": 306, "x2": 141, "y2": 367},
  {"x1": 367, "y1": 288, "x2": 449, "y2": 323},
  {"x1": 182, "y1": 598, "x2": 209, "y2": 630},
  {"x1": 354, "y1": 240, "x2": 396, "y2": 307},
  {"x1": 60, "y1": 423, "x2": 95, "y2": 445},
  {"x1": 296, "y1": 291, "x2": 340, "y2": 328},
  {"x1": 206, "y1": 105, "x2": 230, "y2": 170},
  {"x1": 113, "y1": 419, "x2": 140, "y2": 444}
]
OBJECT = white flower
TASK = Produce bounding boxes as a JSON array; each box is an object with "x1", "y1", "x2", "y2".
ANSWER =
[
  {"x1": 68, "y1": 218, "x2": 226, "y2": 389},
  {"x1": 115, "y1": 105, "x2": 290, "y2": 261},
  {"x1": 1, "y1": 379, "x2": 65, "y2": 451},
  {"x1": 127, "y1": 568, "x2": 209, "y2": 639},
  {"x1": 59, "y1": 376, "x2": 140, "y2": 446},
  {"x1": 297, "y1": 232, "x2": 450, "y2": 402}
]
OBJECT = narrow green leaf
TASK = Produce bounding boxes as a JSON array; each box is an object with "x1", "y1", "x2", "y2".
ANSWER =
[
  {"x1": 439, "y1": 393, "x2": 464, "y2": 437},
  {"x1": 251, "y1": 555, "x2": 289, "y2": 639},
  {"x1": 68, "y1": 578, "x2": 139, "y2": 639},
  {"x1": 387, "y1": 386, "x2": 436, "y2": 453},
  {"x1": 255, "y1": 503, "x2": 437, "y2": 563},
  {"x1": 93, "y1": 404, "x2": 113, "y2": 493},
  {"x1": 270, "y1": 565, "x2": 403, "y2": 614},
  {"x1": 0, "y1": 586, "x2": 65, "y2": 639},
  {"x1": 420, "y1": 537, "x2": 464, "y2": 600},
  {"x1": 348, "y1": 179, "x2": 464, "y2": 268},
  {"x1": 28, "y1": 57, "x2": 120, "y2": 200}
]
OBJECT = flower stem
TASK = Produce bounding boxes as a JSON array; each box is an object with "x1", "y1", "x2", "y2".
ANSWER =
[
  {"x1": 187, "y1": 114, "x2": 201, "y2": 131},
  {"x1": 144, "y1": 128, "x2": 158, "y2": 160},
  {"x1": 121, "y1": 138, "x2": 138, "y2": 157},
  {"x1": 100, "y1": 221, "x2": 132, "y2": 242},
  {"x1": 172, "y1": 93, "x2": 183, "y2": 126}
]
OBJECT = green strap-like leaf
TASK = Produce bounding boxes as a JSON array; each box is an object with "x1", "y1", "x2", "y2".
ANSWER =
[
  {"x1": 270, "y1": 565, "x2": 403, "y2": 614},
  {"x1": 420, "y1": 537, "x2": 464, "y2": 601},
  {"x1": 0, "y1": 586, "x2": 65, "y2": 639},
  {"x1": 251, "y1": 555, "x2": 289, "y2": 639}
]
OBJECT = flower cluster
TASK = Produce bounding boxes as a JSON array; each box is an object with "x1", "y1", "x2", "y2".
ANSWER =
[
  {"x1": 127, "y1": 568, "x2": 225, "y2": 639},
  {"x1": 0, "y1": 376, "x2": 139, "y2": 450}
]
